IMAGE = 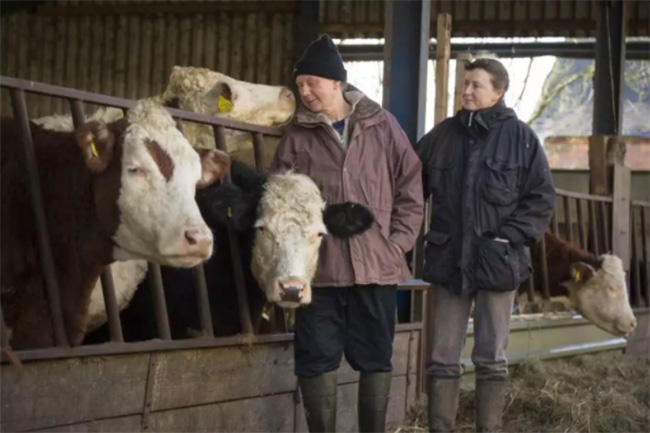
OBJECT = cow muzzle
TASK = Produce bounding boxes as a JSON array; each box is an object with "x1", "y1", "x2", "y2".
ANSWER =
[{"x1": 278, "y1": 277, "x2": 307, "y2": 304}]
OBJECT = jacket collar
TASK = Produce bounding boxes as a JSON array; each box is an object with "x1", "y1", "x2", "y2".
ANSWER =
[
  {"x1": 457, "y1": 99, "x2": 516, "y2": 137},
  {"x1": 294, "y1": 83, "x2": 382, "y2": 128}
]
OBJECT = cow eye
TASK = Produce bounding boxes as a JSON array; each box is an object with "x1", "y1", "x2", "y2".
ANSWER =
[
  {"x1": 318, "y1": 232, "x2": 325, "y2": 237},
  {"x1": 127, "y1": 166, "x2": 146, "y2": 176},
  {"x1": 257, "y1": 226, "x2": 265, "y2": 232}
]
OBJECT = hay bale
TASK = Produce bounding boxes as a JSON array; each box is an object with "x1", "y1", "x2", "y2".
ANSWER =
[{"x1": 395, "y1": 352, "x2": 649, "y2": 433}]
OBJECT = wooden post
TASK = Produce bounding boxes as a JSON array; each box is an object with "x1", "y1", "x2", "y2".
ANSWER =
[
  {"x1": 453, "y1": 53, "x2": 472, "y2": 114},
  {"x1": 588, "y1": 135, "x2": 626, "y2": 196},
  {"x1": 611, "y1": 162, "x2": 632, "y2": 272},
  {"x1": 434, "y1": 13, "x2": 451, "y2": 125}
]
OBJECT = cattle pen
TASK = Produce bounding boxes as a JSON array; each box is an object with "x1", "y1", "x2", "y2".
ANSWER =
[{"x1": 1, "y1": 75, "x2": 648, "y2": 432}]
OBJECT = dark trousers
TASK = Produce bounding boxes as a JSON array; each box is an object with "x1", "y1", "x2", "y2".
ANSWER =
[{"x1": 294, "y1": 284, "x2": 397, "y2": 377}]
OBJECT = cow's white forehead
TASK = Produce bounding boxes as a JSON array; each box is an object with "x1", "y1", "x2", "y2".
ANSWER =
[
  {"x1": 164, "y1": 66, "x2": 280, "y2": 99},
  {"x1": 123, "y1": 101, "x2": 201, "y2": 175},
  {"x1": 258, "y1": 172, "x2": 325, "y2": 228},
  {"x1": 593, "y1": 254, "x2": 627, "y2": 289}
]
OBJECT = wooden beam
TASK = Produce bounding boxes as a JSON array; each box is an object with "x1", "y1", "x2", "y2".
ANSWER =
[
  {"x1": 611, "y1": 163, "x2": 632, "y2": 271},
  {"x1": 434, "y1": 13, "x2": 451, "y2": 125},
  {"x1": 36, "y1": 1, "x2": 299, "y2": 17},
  {"x1": 453, "y1": 53, "x2": 472, "y2": 114},
  {"x1": 588, "y1": 135, "x2": 626, "y2": 196}
]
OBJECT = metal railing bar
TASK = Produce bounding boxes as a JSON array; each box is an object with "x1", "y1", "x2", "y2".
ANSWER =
[
  {"x1": 555, "y1": 188, "x2": 613, "y2": 202},
  {"x1": 600, "y1": 201, "x2": 610, "y2": 252},
  {"x1": 631, "y1": 208, "x2": 643, "y2": 307},
  {"x1": 1, "y1": 76, "x2": 284, "y2": 136},
  {"x1": 9, "y1": 88, "x2": 68, "y2": 347},
  {"x1": 213, "y1": 125, "x2": 254, "y2": 335},
  {"x1": 147, "y1": 263, "x2": 172, "y2": 340},
  {"x1": 589, "y1": 200, "x2": 600, "y2": 256},
  {"x1": 252, "y1": 132, "x2": 267, "y2": 172},
  {"x1": 563, "y1": 196, "x2": 574, "y2": 244},
  {"x1": 68, "y1": 99, "x2": 124, "y2": 343},
  {"x1": 192, "y1": 266, "x2": 214, "y2": 337}
]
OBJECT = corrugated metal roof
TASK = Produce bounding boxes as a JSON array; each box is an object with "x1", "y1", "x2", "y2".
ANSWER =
[{"x1": 317, "y1": 0, "x2": 650, "y2": 39}]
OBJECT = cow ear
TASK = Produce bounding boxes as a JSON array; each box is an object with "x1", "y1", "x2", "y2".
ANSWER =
[
  {"x1": 197, "y1": 183, "x2": 259, "y2": 232},
  {"x1": 196, "y1": 148, "x2": 231, "y2": 189},
  {"x1": 76, "y1": 120, "x2": 115, "y2": 173},
  {"x1": 569, "y1": 262, "x2": 596, "y2": 284},
  {"x1": 323, "y1": 202, "x2": 375, "y2": 238},
  {"x1": 204, "y1": 82, "x2": 236, "y2": 113}
]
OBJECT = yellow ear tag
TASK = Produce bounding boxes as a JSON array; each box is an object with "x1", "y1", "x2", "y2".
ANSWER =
[
  {"x1": 575, "y1": 271, "x2": 581, "y2": 281},
  {"x1": 218, "y1": 95, "x2": 234, "y2": 112},
  {"x1": 227, "y1": 207, "x2": 232, "y2": 218},
  {"x1": 90, "y1": 137, "x2": 99, "y2": 158}
]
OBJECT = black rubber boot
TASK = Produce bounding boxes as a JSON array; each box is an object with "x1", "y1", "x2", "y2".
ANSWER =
[
  {"x1": 358, "y1": 371, "x2": 392, "y2": 433},
  {"x1": 299, "y1": 370, "x2": 338, "y2": 432},
  {"x1": 475, "y1": 379, "x2": 507, "y2": 433},
  {"x1": 427, "y1": 376, "x2": 461, "y2": 432}
]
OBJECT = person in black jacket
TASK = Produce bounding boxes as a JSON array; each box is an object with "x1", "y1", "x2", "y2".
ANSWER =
[{"x1": 416, "y1": 58, "x2": 556, "y2": 433}]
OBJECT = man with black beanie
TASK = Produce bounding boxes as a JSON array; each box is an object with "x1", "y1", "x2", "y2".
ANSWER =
[{"x1": 270, "y1": 34, "x2": 424, "y2": 433}]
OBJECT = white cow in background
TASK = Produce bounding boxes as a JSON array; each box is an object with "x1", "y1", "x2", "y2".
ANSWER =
[{"x1": 34, "y1": 65, "x2": 296, "y2": 154}]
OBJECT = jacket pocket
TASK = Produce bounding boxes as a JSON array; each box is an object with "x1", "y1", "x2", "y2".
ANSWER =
[
  {"x1": 474, "y1": 237, "x2": 520, "y2": 291},
  {"x1": 423, "y1": 231, "x2": 454, "y2": 285},
  {"x1": 481, "y1": 158, "x2": 518, "y2": 206},
  {"x1": 427, "y1": 160, "x2": 453, "y2": 205}
]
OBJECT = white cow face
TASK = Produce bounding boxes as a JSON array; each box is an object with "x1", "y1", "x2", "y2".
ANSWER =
[
  {"x1": 564, "y1": 255, "x2": 637, "y2": 336},
  {"x1": 164, "y1": 66, "x2": 296, "y2": 127},
  {"x1": 75, "y1": 101, "x2": 230, "y2": 268},
  {"x1": 250, "y1": 174, "x2": 326, "y2": 308}
]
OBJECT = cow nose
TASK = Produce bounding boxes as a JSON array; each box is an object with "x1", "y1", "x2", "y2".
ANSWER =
[
  {"x1": 627, "y1": 318, "x2": 637, "y2": 333},
  {"x1": 184, "y1": 228, "x2": 213, "y2": 257},
  {"x1": 279, "y1": 277, "x2": 305, "y2": 303}
]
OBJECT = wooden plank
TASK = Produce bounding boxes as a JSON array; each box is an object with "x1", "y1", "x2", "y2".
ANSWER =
[
  {"x1": 367, "y1": 0, "x2": 382, "y2": 38},
  {"x1": 64, "y1": 14, "x2": 79, "y2": 93},
  {"x1": 257, "y1": 13, "x2": 270, "y2": 84},
  {"x1": 36, "y1": 415, "x2": 142, "y2": 432},
  {"x1": 611, "y1": 163, "x2": 632, "y2": 271},
  {"x1": 354, "y1": 0, "x2": 367, "y2": 39},
  {"x1": 149, "y1": 344, "x2": 297, "y2": 411},
  {"x1": 1, "y1": 354, "x2": 149, "y2": 432},
  {"x1": 152, "y1": 15, "x2": 166, "y2": 96},
  {"x1": 27, "y1": 14, "x2": 45, "y2": 116},
  {"x1": 126, "y1": 15, "x2": 141, "y2": 100},
  {"x1": 89, "y1": 15, "x2": 104, "y2": 97},
  {"x1": 178, "y1": 15, "x2": 191, "y2": 68},
  {"x1": 138, "y1": 16, "x2": 153, "y2": 98},
  {"x1": 642, "y1": 207, "x2": 650, "y2": 307},
  {"x1": 164, "y1": 14, "x2": 179, "y2": 87},
  {"x1": 244, "y1": 13, "x2": 257, "y2": 83},
  {"x1": 231, "y1": 13, "x2": 244, "y2": 79},
  {"x1": 269, "y1": 13, "x2": 283, "y2": 85},
  {"x1": 203, "y1": 13, "x2": 217, "y2": 71},
  {"x1": 191, "y1": 13, "x2": 205, "y2": 67},
  {"x1": 148, "y1": 393, "x2": 295, "y2": 432},
  {"x1": 39, "y1": 16, "x2": 56, "y2": 114},
  {"x1": 282, "y1": 13, "x2": 295, "y2": 86},
  {"x1": 453, "y1": 53, "x2": 472, "y2": 113},
  {"x1": 114, "y1": 15, "x2": 128, "y2": 98},
  {"x1": 217, "y1": 11, "x2": 231, "y2": 75},
  {"x1": 434, "y1": 13, "x2": 451, "y2": 125},
  {"x1": 589, "y1": 200, "x2": 601, "y2": 256},
  {"x1": 37, "y1": 1, "x2": 299, "y2": 16},
  {"x1": 77, "y1": 15, "x2": 91, "y2": 93}
]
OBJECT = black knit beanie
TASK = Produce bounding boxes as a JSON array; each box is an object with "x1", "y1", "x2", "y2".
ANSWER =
[{"x1": 293, "y1": 34, "x2": 347, "y2": 82}]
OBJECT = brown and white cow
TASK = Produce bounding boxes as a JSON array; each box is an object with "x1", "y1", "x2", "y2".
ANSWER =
[
  {"x1": 1, "y1": 101, "x2": 230, "y2": 349},
  {"x1": 525, "y1": 231, "x2": 638, "y2": 337}
]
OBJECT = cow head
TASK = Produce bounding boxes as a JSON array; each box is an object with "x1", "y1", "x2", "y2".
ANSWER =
[
  {"x1": 75, "y1": 101, "x2": 230, "y2": 268},
  {"x1": 196, "y1": 161, "x2": 374, "y2": 308},
  {"x1": 563, "y1": 255, "x2": 637, "y2": 336},
  {"x1": 161, "y1": 66, "x2": 295, "y2": 149}
]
